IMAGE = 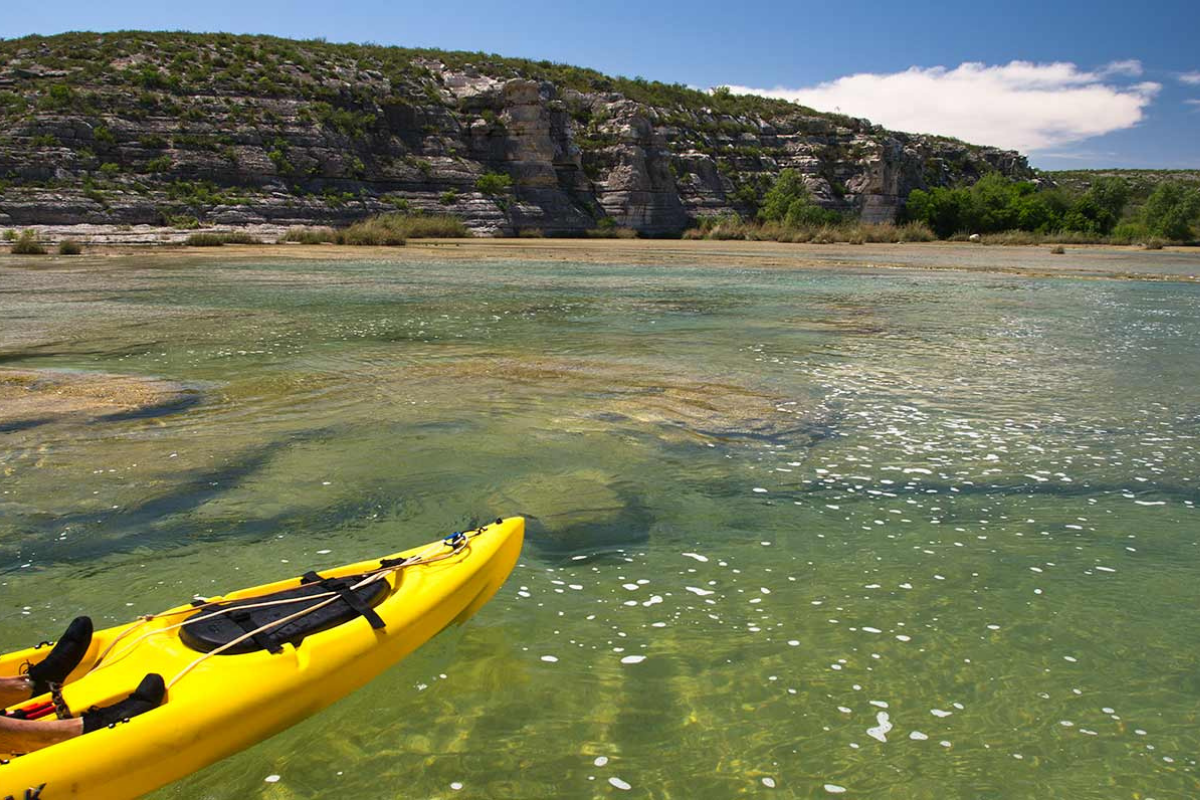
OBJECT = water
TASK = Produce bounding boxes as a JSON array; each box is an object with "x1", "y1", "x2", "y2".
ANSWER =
[{"x1": 1, "y1": 253, "x2": 1197, "y2": 798}]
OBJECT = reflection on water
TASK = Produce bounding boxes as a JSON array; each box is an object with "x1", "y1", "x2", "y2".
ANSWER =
[{"x1": 1, "y1": 255, "x2": 1198, "y2": 798}]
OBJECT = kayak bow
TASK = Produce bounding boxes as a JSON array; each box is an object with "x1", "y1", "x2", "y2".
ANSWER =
[{"x1": 1, "y1": 517, "x2": 524, "y2": 798}]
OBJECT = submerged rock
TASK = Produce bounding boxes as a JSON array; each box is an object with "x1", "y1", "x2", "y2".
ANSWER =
[
  {"x1": 0, "y1": 368, "x2": 201, "y2": 430},
  {"x1": 489, "y1": 469, "x2": 652, "y2": 556}
]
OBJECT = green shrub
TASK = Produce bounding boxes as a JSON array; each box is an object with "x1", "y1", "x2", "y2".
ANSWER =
[
  {"x1": 2, "y1": 230, "x2": 16, "y2": 242},
  {"x1": 475, "y1": 172, "x2": 513, "y2": 196},
  {"x1": 439, "y1": 189, "x2": 459, "y2": 205},
  {"x1": 0, "y1": 91, "x2": 29, "y2": 115},
  {"x1": 345, "y1": 155, "x2": 366, "y2": 178},
  {"x1": 311, "y1": 102, "x2": 376, "y2": 137},
  {"x1": 139, "y1": 134, "x2": 169, "y2": 149},
  {"x1": 1110, "y1": 221, "x2": 1151, "y2": 245},
  {"x1": 99, "y1": 162, "x2": 121, "y2": 177},
  {"x1": 57, "y1": 239, "x2": 83, "y2": 255},
  {"x1": 143, "y1": 155, "x2": 173, "y2": 173},
  {"x1": 168, "y1": 215, "x2": 202, "y2": 229},
  {"x1": 11, "y1": 230, "x2": 47, "y2": 255},
  {"x1": 268, "y1": 149, "x2": 293, "y2": 175},
  {"x1": 784, "y1": 201, "x2": 841, "y2": 228},
  {"x1": 93, "y1": 126, "x2": 117, "y2": 145},
  {"x1": 407, "y1": 157, "x2": 433, "y2": 178},
  {"x1": 41, "y1": 83, "x2": 75, "y2": 110},
  {"x1": 30, "y1": 134, "x2": 60, "y2": 147}
]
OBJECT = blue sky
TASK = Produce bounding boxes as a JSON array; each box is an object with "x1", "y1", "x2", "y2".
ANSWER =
[{"x1": 3, "y1": 0, "x2": 1197, "y2": 169}]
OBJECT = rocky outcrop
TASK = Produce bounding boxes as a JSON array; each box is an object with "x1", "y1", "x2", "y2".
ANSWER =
[{"x1": 0, "y1": 33, "x2": 1033, "y2": 236}]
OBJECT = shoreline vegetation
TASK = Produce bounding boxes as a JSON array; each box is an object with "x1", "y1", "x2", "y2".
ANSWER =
[
  {"x1": 683, "y1": 169, "x2": 1199, "y2": 249},
  {"x1": 5, "y1": 170, "x2": 1198, "y2": 254}
]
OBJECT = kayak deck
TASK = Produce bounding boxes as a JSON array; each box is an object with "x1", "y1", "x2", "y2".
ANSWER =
[{"x1": 0, "y1": 517, "x2": 523, "y2": 798}]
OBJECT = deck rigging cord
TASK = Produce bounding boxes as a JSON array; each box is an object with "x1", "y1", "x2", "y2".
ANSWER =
[{"x1": 75, "y1": 525, "x2": 488, "y2": 700}]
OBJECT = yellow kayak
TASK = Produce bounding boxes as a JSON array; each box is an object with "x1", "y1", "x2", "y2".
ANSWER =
[{"x1": 1, "y1": 517, "x2": 524, "y2": 798}]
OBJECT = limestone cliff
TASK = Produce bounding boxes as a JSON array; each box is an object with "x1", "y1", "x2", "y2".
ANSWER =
[{"x1": 0, "y1": 32, "x2": 1032, "y2": 236}]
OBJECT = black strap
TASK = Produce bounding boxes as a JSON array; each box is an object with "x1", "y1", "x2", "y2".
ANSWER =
[
  {"x1": 301, "y1": 571, "x2": 386, "y2": 630},
  {"x1": 229, "y1": 608, "x2": 283, "y2": 654}
]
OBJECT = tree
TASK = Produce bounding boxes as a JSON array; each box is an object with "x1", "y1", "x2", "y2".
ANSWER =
[
  {"x1": 1062, "y1": 196, "x2": 1112, "y2": 235},
  {"x1": 905, "y1": 186, "x2": 975, "y2": 238},
  {"x1": 1013, "y1": 193, "x2": 1060, "y2": 232},
  {"x1": 1085, "y1": 177, "x2": 1130, "y2": 223},
  {"x1": 758, "y1": 169, "x2": 809, "y2": 222},
  {"x1": 1142, "y1": 182, "x2": 1200, "y2": 240},
  {"x1": 1062, "y1": 177, "x2": 1129, "y2": 235}
]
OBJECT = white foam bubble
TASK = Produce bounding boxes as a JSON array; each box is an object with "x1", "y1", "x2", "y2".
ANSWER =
[{"x1": 867, "y1": 711, "x2": 892, "y2": 742}]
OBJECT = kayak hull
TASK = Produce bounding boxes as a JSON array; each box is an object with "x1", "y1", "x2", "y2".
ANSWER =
[{"x1": 0, "y1": 517, "x2": 523, "y2": 798}]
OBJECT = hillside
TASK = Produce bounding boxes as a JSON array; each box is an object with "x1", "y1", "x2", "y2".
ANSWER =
[
  {"x1": 1044, "y1": 169, "x2": 1200, "y2": 209},
  {"x1": 0, "y1": 31, "x2": 1032, "y2": 236}
]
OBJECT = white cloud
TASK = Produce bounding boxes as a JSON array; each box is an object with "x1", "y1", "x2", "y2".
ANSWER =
[
  {"x1": 724, "y1": 61, "x2": 1160, "y2": 153},
  {"x1": 1100, "y1": 60, "x2": 1144, "y2": 78},
  {"x1": 1180, "y1": 71, "x2": 1200, "y2": 85}
]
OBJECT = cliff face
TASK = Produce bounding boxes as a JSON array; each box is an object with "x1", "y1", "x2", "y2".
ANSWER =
[{"x1": 0, "y1": 33, "x2": 1032, "y2": 235}]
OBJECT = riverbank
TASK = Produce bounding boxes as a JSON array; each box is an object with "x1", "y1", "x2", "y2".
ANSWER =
[{"x1": 4, "y1": 235, "x2": 1199, "y2": 283}]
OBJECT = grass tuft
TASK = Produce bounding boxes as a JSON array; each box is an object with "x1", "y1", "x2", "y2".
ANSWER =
[
  {"x1": 281, "y1": 226, "x2": 338, "y2": 244},
  {"x1": 585, "y1": 226, "x2": 637, "y2": 239},
  {"x1": 687, "y1": 218, "x2": 936, "y2": 244},
  {"x1": 185, "y1": 231, "x2": 263, "y2": 246},
  {"x1": 335, "y1": 213, "x2": 471, "y2": 246}
]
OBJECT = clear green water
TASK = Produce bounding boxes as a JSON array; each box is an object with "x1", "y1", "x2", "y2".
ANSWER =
[{"x1": 1, "y1": 255, "x2": 1197, "y2": 799}]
